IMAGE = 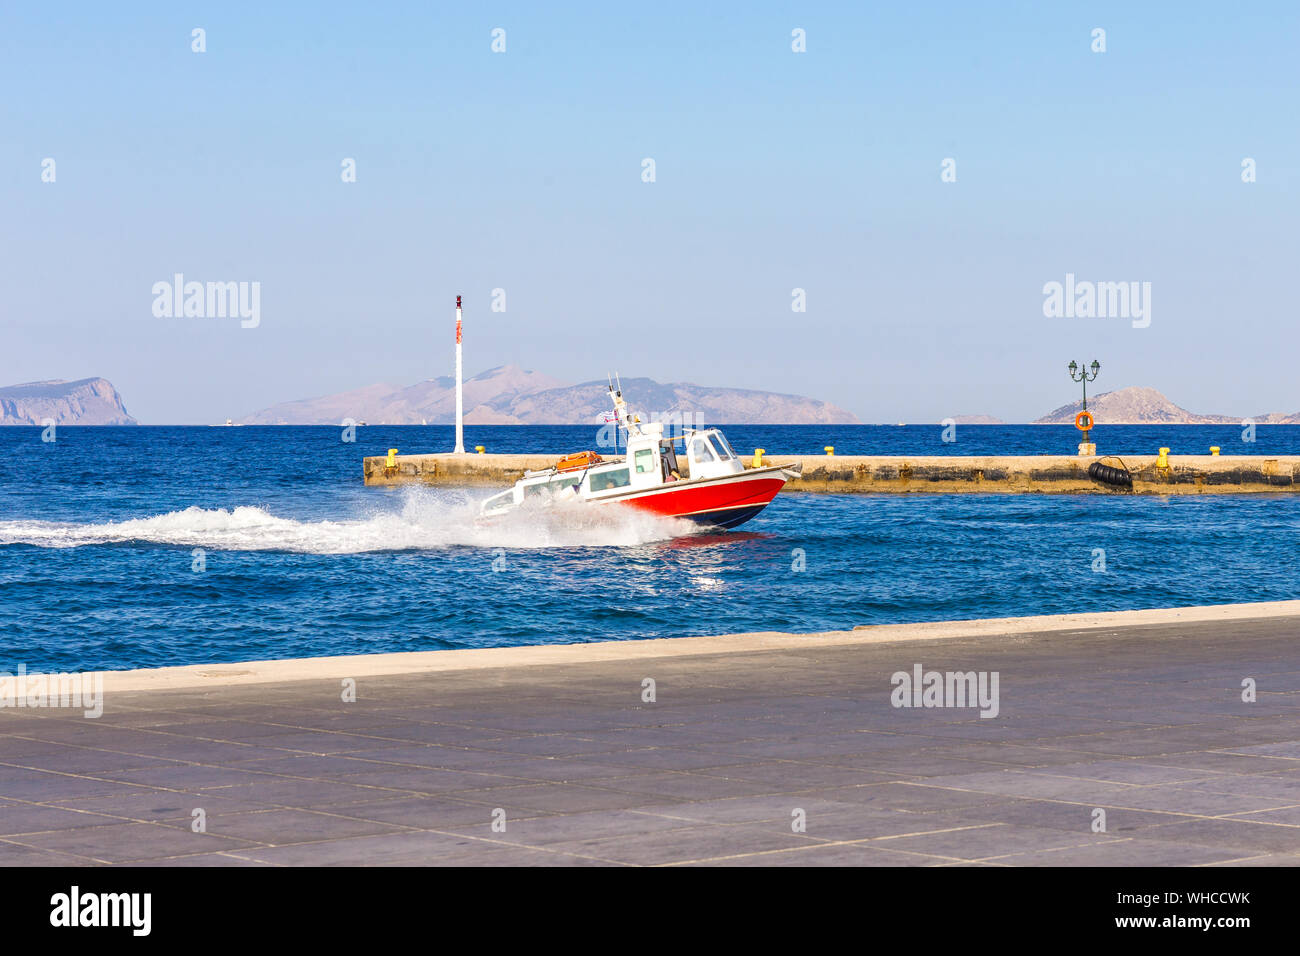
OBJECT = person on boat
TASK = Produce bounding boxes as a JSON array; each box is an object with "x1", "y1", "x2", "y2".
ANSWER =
[{"x1": 661, "y1": 450, "x2": 680, "y2": 481}]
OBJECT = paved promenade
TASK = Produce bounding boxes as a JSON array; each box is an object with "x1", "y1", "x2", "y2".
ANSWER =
[{"x1": 2, "y1": 603, "x2": 1299, "y2": 866}]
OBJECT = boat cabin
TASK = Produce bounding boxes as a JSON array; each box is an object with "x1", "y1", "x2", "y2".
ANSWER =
[{"x1": 479, "y1": 424, "x2": 745, "y2": 517}]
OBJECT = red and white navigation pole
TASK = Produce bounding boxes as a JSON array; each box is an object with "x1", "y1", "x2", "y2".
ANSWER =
[{"x1": 453, "y1": 295, "x2": 465, "y2": 454}]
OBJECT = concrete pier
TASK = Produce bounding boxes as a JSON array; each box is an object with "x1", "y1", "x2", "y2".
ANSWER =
[
  {"x1": 3, "y1": 601, "x2": 1299, "y2": 866},
  {"x1": 363, "y1": 451, "x2": 1300, "y2": 494}
]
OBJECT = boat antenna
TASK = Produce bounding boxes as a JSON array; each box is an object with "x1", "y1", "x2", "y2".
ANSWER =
[
  {"x1": 453, "y1": 294, "x2": 465, "y2": 454},
  {"x1": 605, "y1": 372, "x2": 619, "y2": 455}
]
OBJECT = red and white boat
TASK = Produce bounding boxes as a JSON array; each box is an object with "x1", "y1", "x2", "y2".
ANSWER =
[{"x1": 479, "y1": 383, "x2": 802, "y2": 529}]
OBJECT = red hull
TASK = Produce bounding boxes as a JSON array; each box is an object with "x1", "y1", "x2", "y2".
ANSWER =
[{"x1": 592, "y1": 468, "x2": 790, "y2": 528}]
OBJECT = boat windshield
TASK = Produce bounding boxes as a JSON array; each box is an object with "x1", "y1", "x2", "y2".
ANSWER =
[
  {"x1": 709, "y1": 432, "x2": 736, "y2": 460},
  {"x1": 690, "y1": 437, "x2": 717, "y2": 463}
]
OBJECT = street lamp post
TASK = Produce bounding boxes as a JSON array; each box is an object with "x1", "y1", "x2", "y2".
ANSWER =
[{"x1": 1068, "y1": 359, "x2": 1100, "y2": 455}]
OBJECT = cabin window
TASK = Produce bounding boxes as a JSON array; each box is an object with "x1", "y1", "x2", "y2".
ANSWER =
[
  {"x1": 634, "y1": 449, "x2": 655, "y2": 474},
  {"x1": 690, "y1": 438, "x2": 717, "y2": 463},
  {"x1": 588, "y1": 468, "x2": 631, "y2": 492},
  {"x1": 526, "y1": 475, "x2": 582, "y2": 497},
  {"x1": 708, "y1": 435, "x2": 733, "y2": 460}
]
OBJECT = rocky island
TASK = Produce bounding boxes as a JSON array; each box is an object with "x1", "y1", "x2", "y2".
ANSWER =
[{"x1": 0, "y1": 378, "x2": 137, "y2": 425}]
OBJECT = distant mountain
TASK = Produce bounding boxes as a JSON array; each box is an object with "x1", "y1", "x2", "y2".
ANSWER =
[
  {"x1": 239, "y1": 365, "x2": 860, "y2": 425},
  {"x1": 19, "y1": 375, "x2": 1288, "y2": 428},
  {"x1": 1034, "y1": 386, "x2": 1300, "y2": 425},
  {"x1": 238, "y1": 367, "x2": 566, "y2": 425},
  {"x1": 504, "y1": 377, "x2": 858, "y2": 425},
  {"x1": 0, "y1": 378, "x2": 137, "y2": 425}
]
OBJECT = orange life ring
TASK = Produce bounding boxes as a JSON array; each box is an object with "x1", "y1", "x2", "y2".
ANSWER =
[{"x1": 1074, "y1": 410, "x2": 1095, "y2": 431}]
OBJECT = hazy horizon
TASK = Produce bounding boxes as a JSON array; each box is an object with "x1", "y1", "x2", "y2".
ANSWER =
[
  {"x1": 5, "y1": 368, "x2": 1293, "y2": 426},
  {"x1": 4, "y1": 2, "x2": 1297, "y2": 424}
]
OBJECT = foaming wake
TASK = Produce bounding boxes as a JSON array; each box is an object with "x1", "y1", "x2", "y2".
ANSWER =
[{"x1": 0, "y1": 489, "x2": 699, "y2": 554}]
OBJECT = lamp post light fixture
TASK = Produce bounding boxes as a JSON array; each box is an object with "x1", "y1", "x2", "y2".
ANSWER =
[
  {"x1": 1068, "y1": 359, "x2": 1101, "y2": 456},
  {"x1": 1068, "y1": 359, "x2": 1101, "y2": 411}
]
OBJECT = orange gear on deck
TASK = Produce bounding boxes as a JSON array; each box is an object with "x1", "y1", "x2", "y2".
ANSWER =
[{"x1": 555, "y1": 451, "x2": 603, "y2": 472}]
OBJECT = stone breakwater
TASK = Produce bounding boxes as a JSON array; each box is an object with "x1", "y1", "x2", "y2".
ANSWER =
[{"x1": 362, "y1": 452, "x2": 1300, "y2": 494}]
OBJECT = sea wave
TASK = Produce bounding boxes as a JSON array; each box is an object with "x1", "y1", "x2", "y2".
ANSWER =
[{"x1": 0, "y1": 490, "x2": 697, "y2": 553}]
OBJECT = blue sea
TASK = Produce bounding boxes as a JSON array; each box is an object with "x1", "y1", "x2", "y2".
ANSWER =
[{"x1": 2, "y1": 424, "x2": 1298, "y2": 673}]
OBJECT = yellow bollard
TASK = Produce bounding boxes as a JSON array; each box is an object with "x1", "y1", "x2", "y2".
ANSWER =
[
  {"x1": 1157, "y1": 447, "x2": 1170, "y2": 468},
  {"x1": 475, "y1": 445, "x2": 485, "y2": 454},
  {"x1": 824, "y1": 446, "x2": 835, "y2": 456},
  {"x1": 753, "y1": 448, "x2": 765, "y2": 467},
  {"x1": 386, "y1": 448, "x2": 398, "y2": 468},
  {"x1": 1210, "y1": 446, "x2": 1220, "y2": 456}
]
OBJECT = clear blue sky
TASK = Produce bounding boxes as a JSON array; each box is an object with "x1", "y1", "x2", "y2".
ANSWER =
[{"x1": 3, "y1": 1, "x2": 1297, "y2": 423}]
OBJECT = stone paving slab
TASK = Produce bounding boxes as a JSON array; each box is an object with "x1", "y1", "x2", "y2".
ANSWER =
[{"x1": 1, "y1": 609, "x2": 1299, "y2": 865}]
